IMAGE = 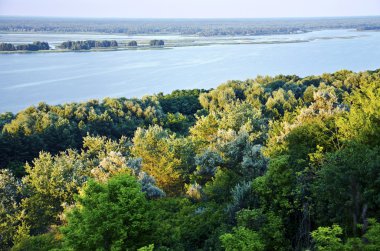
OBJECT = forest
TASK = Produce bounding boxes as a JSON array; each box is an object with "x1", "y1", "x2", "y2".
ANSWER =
[
  {"x1": 1, "y1": 69, "x2": 380, "y2": 250},
  {"x1": 1, "y1": 16, "x2": 380, "y2": 36}
]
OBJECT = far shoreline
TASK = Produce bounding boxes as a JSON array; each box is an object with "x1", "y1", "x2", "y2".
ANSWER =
[{"x1": 0, "y1": 30, "x2": 363, "y2": 54}]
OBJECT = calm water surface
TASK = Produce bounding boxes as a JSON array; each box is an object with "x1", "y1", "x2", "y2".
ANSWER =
[{"x1": 1, "y1": 29, "x2": 380, "y2": 113}]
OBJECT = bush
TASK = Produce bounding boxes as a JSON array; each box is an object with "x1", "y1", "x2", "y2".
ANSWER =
[{"x1": 11, "y1": 233, "x2": 61, "y2": 251}]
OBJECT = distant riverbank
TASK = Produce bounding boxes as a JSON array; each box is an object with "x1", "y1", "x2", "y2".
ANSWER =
[
  {"x1": 0, "y1": 31, "x2": 362, "y2": 54},
  {"x1": 1, "y1": 29, "x2": 380, "y2": 113}
]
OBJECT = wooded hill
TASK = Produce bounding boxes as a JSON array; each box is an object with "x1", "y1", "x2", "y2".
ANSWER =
[{"x1": 1, "y1": 69, "x2": 380, "y2": 250}]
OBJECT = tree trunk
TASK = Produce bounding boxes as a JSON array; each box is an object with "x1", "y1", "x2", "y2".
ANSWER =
[
  {"x1": 350, "y1": 179, "x2": 360, "y2": 236},
  {"x1": 361, "y1": 203, "x2": 369, "y2": 243}
]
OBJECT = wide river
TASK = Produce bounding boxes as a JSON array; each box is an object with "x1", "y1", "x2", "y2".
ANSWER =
[{"x1": 1, "y1": 29, "x2": 380, "y2": 113}]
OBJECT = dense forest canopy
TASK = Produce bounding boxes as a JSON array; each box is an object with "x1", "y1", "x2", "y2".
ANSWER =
[
  {"x1": 1, "y1": 69, "x2": 380, "y2": 250},
  {"x1": 1, "y1": 16, "x2": 380, "y2": 36}
]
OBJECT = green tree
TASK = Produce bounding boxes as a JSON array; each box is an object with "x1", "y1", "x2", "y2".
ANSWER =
[
  {"x1": 363, "y1": 218, "x2": 380, "y2": 251},
  {"x1": 132, "y1": 125, "x2": 183, "y2": 195},
  {"x1": 311, "y1": 224, "x2": 345, "y2": 251},
  {"x1": 237, "y1": 209, "x2": 289, "y2": 250},
  {"x1": 0, "y1": 169, "x2": 22, "y2": 249},
  {"x1": 137, "y1": 244, "x2": 154, "y2": 251},
  {"x1": 21, "y1": 150, "x2": 87, "y2": 235},
  {"x1": 61, "y1": 174, "x2": 151, "y2": 250},
  {"x1": 313, "y1": 143, "x2": 380, "y2": 235},
  {"x1": 220, "y1": 226, "x2": 264, "y2": 251},
  {"x1": 337, "y1": 76, "x2": 380, "y2": 146},
  {"x1": 11, "y1": 233, "x2": 61, "y2": 251}
]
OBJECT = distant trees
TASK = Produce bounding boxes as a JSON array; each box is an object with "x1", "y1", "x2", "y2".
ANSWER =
[
  {"x1": 0, "y1": 43, "x2": 15, "y2": 51},
  {"x1": 97, "y1": 40, "x2": 118, "y2": 47},
  {"x1": 128, "y1": 40, "x2": 138, "y2": 46},
  {"x1": 16, "y1": 41, "x2": 49, "y2": 51},
  {"x1": 1, "y1": 17, "x2": 380, "y2": 36},
  {"x1": 1, "y1": 39, "x2": 166, "y2": 51},
  {"x1": 0, "y1": 41, "x2": 49, "y2": 51},
  {"x1": 149, "y1": 40, "x2": 164, "y2": 46},
  {"x1": 58, "y1": 40, "x2": 118, "y2": 50}
]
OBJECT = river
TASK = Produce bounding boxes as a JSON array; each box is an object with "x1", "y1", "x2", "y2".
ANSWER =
[{"x1": 1, "y1": 29, "x2": 380, "y2": 113}]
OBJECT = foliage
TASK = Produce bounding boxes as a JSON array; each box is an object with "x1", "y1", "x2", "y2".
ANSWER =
[
  {"x1": 128, "y1": 41, "x2": 138, "y2": 46},
  {"x1": 137, "y1": 244, "x2": 154, "y2": 251},
  {"x1": 0, "y1": 41, "x2": 49, "y2": 51},
  {"x1": 11, "y1": 233, "x2": 61, "y2": 251},
  {"x1": 132, "y1": 125, "x2": 184, "y2": 195},
  {"x1": 149, "y1": 40, "x2": 164, "y2": 46},
  {"x1": 363, "y1": 218, "x2": 380, "y2": 251},
  {"x1": 220, "y1": 226, "x2": 265, "y2": 251},
  {"x1": 313, "y1": 143, "x2": 380, "y2": 234},
  {"x1": 20, "y1": 150, "x2": 87, "y2": 235},
  {"x1": 61, "y1": 174, "x2": 151, "y2": 250},
  {"x1": 0, "y1": 169, "x2": 22, "y2": 249},
  {"x1": 0, "y1": 96, "x2": 165, "y2": 170},
  {"x1": 311, "y1": 224, "x2": 345, "y2": 251},
  {"x1": 2, "y1": 17, "x2": 380, "y2": 35},
  {"x1": 237, "y1": 209, "x2": 289, "y2": 250},
  {"x1": 1, "y1": 69, "x2": 380, "y2": 250},
  {"x1": 311, "y1": 220, "x2": 380, "y2": 251},
  {"x1": 58, "y1": 40, "x2": 118, "y2": 50}
]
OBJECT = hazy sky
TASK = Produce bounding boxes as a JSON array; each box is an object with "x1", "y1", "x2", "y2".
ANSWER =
[{"x1": 0, "y1": 0, "x2": 379, "y2": 18}]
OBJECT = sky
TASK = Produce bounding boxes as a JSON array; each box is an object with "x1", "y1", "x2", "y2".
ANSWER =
[{"x1": 0, "y1": 0, "x2": 379, "y2": 18}]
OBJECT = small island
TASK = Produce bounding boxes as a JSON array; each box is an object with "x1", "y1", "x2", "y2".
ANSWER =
[
  {"x1": 0, "y1": 41, "x2": 50, "y2": 51},
  {"x1": 0, "y1": 39, "x2": 170, "y2": 53},
  {"x1": 127, "y1": 40, "x2": 138, "y2": 46},
  {"x1": 58, "y1": 40, "x2": 118, "y2": 50},
  {"x1": 149, "y1": 39, "x2": 165, "y2": 47}
]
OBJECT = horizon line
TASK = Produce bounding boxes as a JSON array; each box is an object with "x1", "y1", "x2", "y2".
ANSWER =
[{"x1": 1, "y1": 14, "x2": 380, "y2": 20}]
